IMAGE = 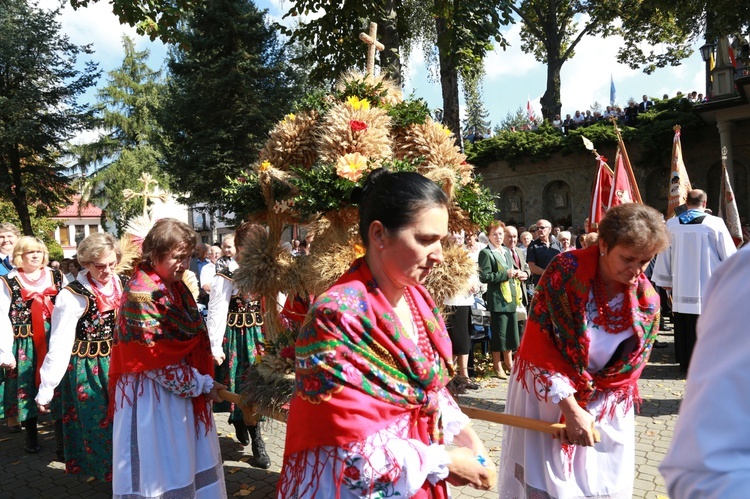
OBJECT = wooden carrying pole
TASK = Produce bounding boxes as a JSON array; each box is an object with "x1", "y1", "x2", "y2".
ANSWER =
[{"x1": 459, "y1": 405, "x2": 601, "y2": 443}]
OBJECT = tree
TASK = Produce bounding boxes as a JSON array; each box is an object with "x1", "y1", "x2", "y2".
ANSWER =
[
  {"x1": 277, "y1": 1, "x2": 512, "y2": 142},
  {"x1": 494, "y1": 106, "x2": 531, "y2": 133},
  {"x1": 159, "y1": 0, "x2": 301, "y2": 207},
  {"x1": 0, "y1": 0, "x2": 99, "y2": 235},
  {"x1": 0, "y1": 199, "x2": 63, "y2": 258},
  {"x1": 72, "y1": 36, "x2": 167, "y2": 235},
  {"x1": 462, "y1": 78, "x2": 492, "y2": 142}
]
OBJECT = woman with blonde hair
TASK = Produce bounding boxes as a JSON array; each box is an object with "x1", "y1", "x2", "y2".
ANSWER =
[
  {"x1": 0, "y1": 236, "x2": 66, "y2": 454},
  {"x1": 478, "y1": 221, "x2": 522, "y2": 378},
  {"x1": 36, "y1": 232, "x2": 123, "y2": 480}
]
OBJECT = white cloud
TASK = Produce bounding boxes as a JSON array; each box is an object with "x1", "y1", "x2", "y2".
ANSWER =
[{"x1": 484, "y1": 24, "x2": 538, "y2": 80}]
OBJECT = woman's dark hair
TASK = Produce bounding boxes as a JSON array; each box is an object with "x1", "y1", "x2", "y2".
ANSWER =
[
  {"x1": 353, "y1": 169, "x2": 449, "y2": 246},
  {"x1": 142, "y1": 218, "x2": 197, "y2": 264}
]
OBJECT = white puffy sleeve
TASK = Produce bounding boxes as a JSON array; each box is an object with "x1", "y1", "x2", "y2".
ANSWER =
[
  {"x1": 206, "y1": 274, "x2": 233, "y2": 357},
  {"x1": 660, "y1": 248, "x2": 750, "y2": 498},
  {"x1": 36, "y1": 288, "x2": 87, "y2": 405},
  {"x1": 0, "y1": 279, "x2": 14, "y2": 366}
]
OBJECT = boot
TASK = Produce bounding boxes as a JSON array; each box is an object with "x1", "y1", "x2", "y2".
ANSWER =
[
  {"x1": 23, "y1": 418, "x2": 40, "y2": 454},
  {"x1": 248, "y1": 424, "x2": 270, "y2": 469},
  {"x1": 54, "y1": 419, "x2": 65, "y2": 462},
  {"x1": 233, "y1": 419, "x2": 249, "y2": 446}
]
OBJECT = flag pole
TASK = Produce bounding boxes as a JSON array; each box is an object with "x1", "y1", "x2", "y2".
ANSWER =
[{"x1": 610, "y1": 118, "x2": 643, "y2": 203}]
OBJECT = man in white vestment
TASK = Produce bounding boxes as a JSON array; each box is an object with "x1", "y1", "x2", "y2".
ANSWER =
[
  {"x1": 659, "y1": 246, "x2": 750, "y2": 497},
  {"x1": 653, "y1": 189, "x2": 736, "y2": 371}
]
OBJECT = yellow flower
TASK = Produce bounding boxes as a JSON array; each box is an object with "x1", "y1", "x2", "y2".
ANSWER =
[
  {"x1": 284, "y1": 113, "x2": 296, "y2": 122},
  {"x1": 438, "y1": 124, "x2": 452, "y2": 137},
  {"x1": 346, "y1": 95, "x2": 370, "y2": 111},
  {"x1": 336, "y1": 153, "x2": 368, "y2": 182},
  {"x1": 258, "y1": 160, "x2": 272, "y2": 172},
  {"x1": 353, "y1": 243, "x2": 366, "y2": 258}
]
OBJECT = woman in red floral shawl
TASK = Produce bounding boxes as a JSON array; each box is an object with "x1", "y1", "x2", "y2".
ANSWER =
[
  {"x1": 110, "y1": 219, "x2": 227, "y2": 499},
  {"x1": 497, "y1": 203, "x2": 670, "y2": 499},
  {"x1": 278, "y1": 169, "x2": 493, "y2": 498}
]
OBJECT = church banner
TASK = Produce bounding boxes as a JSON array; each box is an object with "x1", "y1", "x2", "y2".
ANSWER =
[
  {"x1": 668, "y1": 125, "x2": 692, "y2": 218},
  {"x1": 719, "y1": 160, "x2": 743, "y2": 247}
]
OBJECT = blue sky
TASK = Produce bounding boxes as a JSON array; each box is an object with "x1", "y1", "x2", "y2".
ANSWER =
[{"x1": 42, "y1": 0, "x2": 707, "y2": 131}]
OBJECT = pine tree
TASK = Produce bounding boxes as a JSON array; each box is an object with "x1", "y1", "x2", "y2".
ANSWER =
[
  {"x1": 160, "y1": 0, "x2": 301, "y2": 207},
  {"x1": 0, "y1": 0, "x2": 99, "y2": 235},
  {"x1": 72, "y1": 36, "x2": 167, "y2": 235},
  {"x1": 462, "y1": 80, "x2": 492, "y2": 143}
]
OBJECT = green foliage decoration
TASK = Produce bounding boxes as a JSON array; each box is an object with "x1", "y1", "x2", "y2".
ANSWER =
[
  {"x1": 467, "y1": 99, "x2": 706, "y2": 168},
  {"x1": 221, "y1": 170, "x2": 294, "y2": 224},
  {"x1": 454, "y1": 177, "x2": 497, "y2": 231},
  {"x1": 386, "y1": 98, "x2": 431, "y2": 130}
]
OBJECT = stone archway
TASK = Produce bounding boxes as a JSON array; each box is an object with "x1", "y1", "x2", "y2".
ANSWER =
[
  {"x1": 542, "y1": 180, "x2": 573, "y2": 228},
  {"x1": 707, "y1": 161, "x2": 749, "y2": 219},
  {"x1": 498, "y1": 186, "x2": 525, "y2": 227}
]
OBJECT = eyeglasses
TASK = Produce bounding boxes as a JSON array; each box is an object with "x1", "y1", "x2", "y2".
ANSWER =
[{"x1": 93, "y1": 262, "x2": 117, "y2": 270}]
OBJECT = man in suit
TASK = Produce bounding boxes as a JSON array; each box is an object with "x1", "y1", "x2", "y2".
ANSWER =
[
  {"x1": 638, "y1": 94, "x2": 653, "y2": 113},
  {"x1": 0, "y1": 222, "x2": 20, "y2": 276}
]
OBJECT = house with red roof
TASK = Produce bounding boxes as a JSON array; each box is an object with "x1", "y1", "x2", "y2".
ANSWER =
[{"x1": 51, "y1": 196, "x2": 104, "y2": 257}]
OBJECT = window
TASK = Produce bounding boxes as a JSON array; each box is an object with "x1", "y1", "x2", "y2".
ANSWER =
[
  {"x1": 59, "y1": 226, "x2": 70, "y2": 246},
  {"x1": 74, "y1": 225, "x2": 85, "y2": 245},
  {"x1": 89, "y1": 224, "x2": 99, "y2": 235}
]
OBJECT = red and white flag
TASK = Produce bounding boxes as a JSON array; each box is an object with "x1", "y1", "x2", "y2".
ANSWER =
[
  {"x1": 607, "y1": 147, "x2": 638, "y2": 208},
  {"x1": 526, "y1": 98, "x2": 535, "y2": 123},
  {"x1": 589, "y1": 155, "x2": 613, "y2": 232},
  {"x1": 668, "y1": 126, "x2": 692, "y2": 217},
  {"x1": 719, "y1": 162, "x2": 743, "y2": 247}
]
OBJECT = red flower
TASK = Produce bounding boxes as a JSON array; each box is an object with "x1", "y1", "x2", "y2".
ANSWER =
[
  {"x1": 279, "y1": 346, "x2": 295, "y2": 360},
  {"x1": 349, "y1": 120, "x2": 368, "y2": 132},
  {"x1": 303, "y1": 376, "x2": 322, "y2": 393},
  {"x1": 344, "y1": 465, "x2": 361, "y2": 481},
  {"x1": 78, "y1": 391, "x2": 89, "y2": 402},
  {"x1": 99, "y1": 418, "x2": 110, "y2": 428},
  {"x1": 550, "y1": 271, "x2": 563, "y2": 290}
]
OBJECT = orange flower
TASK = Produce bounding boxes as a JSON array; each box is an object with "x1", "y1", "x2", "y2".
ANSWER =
[
  {"x1": 336, "y1": 153, "x2": 368, "y2": 182},
  {"x1": 258, "y1": 160, "x2": 272, "y2": 172},
  {"x1": 353, "y1": 243, "x2": 366, "y2": 258}
]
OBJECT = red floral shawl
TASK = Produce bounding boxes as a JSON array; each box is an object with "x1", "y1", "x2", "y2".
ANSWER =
[
  {"x1": 281, "y1": 258, "x2": 453, "y2": 498},
  {"x1": 108, "y1": 263, "x2": 214, "y2": 433},
  {"x1": 517, "y1": 245, "x2": 661, "y2": 413}
]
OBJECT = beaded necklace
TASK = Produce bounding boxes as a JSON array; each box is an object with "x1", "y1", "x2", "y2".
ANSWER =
[
  {"x1": 403, "y1": 289, "x2": 436, "y2": 363},
  {"x1": 591, "y1": 270, "x2": 632, "y2": 334}
]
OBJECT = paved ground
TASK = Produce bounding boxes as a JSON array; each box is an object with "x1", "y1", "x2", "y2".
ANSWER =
[{"x1": 0, "y1": 323, "x2": 682, "y2": 498}]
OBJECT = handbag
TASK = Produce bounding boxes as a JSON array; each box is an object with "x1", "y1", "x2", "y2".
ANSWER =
[
  {"x1": 515, "y1": 302, "x2": 527, "y2": 321},
  {"x1": 470, "y1": 307, "x2": 491, "y2": 326}
]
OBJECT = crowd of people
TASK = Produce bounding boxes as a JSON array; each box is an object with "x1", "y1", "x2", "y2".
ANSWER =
[{"x1": 0, "y1": 172, "x2": 747, "y2": 497}]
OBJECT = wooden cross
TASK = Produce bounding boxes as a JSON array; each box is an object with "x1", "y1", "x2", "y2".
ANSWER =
[
  {"x1": 122, "y1": 172, "x2": 168, "y2": 216},
  {"x1": 359, "y1": 22, "x2": 384, "y2": 76}
]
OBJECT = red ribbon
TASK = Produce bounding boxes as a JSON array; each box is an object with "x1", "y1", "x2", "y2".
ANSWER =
[{"x1": 20, "y1": 286, "x2": 58, "y2": 386}]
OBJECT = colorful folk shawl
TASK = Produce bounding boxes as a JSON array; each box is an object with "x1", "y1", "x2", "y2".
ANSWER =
[
  {"x1": 108, "y1": 263, "x2": 214, "y2": 433},
  {"x1": 281, "y1": 258, "x2": 453, "y2": 498},
  {"x1": 517, "y1": 245, "x2": 661, "y2": 414}
]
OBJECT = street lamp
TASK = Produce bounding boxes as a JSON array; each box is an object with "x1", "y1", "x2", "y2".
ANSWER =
[{"x1": 699, "y1": 42, "x2": 715, "y2": 99}]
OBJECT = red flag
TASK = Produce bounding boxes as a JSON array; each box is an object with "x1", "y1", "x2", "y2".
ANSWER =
[
  {"x1": 589, "y1": 156, "x2": 613, "y2": 232},
  {"x1": 719, "y1": 162, "x2": 743, "y2": 247},
  {"x1": 526, "y1": 98, "x2": 535, "y2": 123},
  {"x1": 607, "y1": 147, "x2": 637, "y2": 208},
  {"x1": 668, "y1": 126, "x2": 692, "y2": 217}
]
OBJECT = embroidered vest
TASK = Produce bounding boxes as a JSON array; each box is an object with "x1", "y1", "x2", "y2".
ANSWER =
[
  {"x1": 66, "y1": 280, "x2": 120, "y2": 341},
  {"x1": 2, "y1": 269, "x2": 63, "y2": 328}
]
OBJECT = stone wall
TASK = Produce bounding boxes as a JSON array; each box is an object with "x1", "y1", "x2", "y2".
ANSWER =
[{"x1": 475, "y1": 120, "x2": 750, "y2": 230}]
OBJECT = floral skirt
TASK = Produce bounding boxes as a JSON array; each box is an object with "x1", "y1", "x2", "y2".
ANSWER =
[
  {"x1": 60, "y1": 354, "x2": 112, "y2": 481},
  {"x1": 214, "y1": 324, "x2": 264, "y2": 422},
  {"x1": 3, "y1": 336, "x2": 61, "y2": 421}
]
